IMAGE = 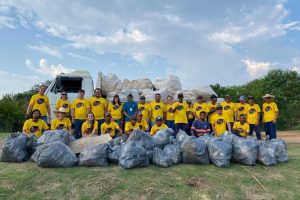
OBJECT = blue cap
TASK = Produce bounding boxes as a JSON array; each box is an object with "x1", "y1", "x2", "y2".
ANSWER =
[{"x1": 239, "y1": 95, "x2": 246, "y2": 101}]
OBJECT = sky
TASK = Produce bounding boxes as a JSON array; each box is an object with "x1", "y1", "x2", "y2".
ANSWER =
[{"x1": 0, "y1": 0, "x2": 300, "y2": 96}]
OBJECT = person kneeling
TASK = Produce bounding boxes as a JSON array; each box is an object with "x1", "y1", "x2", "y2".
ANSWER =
[
  {"x1": 124, "y1": 116, "x2": 139, "y2": 136},
  {"x1": 191, "y1": 111, "x2": 210, "y2": 137},
  {"x1": 51, "y1": 107, "x2": 72, "y2": 134},
  {"x1": 23, "y1": 109, "x2": 49, "y2": 138},
  {"x1": 150, "y1": 116, "x2": 168, "y2": 136},
  {"x1": 81, "y1": 113, "x2": 98, "y2": 137},
  {"x1": 232, "y1": 114, "x2": 250, "y2": 138},
  {"x1": 101, "y1": 112, "x2": 122, "y2": 138}
]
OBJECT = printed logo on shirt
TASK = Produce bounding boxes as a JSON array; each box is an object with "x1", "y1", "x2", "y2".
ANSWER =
[
  {"x1": 37, "y1": 98, "x2": 45, "y2": 104},
  {"x1": 177, "y1": 105, "x2": 183, "y2": 111},
  {"x1": 63, "y1": 103, "x2": 69, "y2": 108},
  {"x1": 57, "y1": 124, "x2": 65, "y2": 130},
  {"x1": 139, "y1": 125, "x2": 143, "y2": 130},
  {"x1": 265, "y1": 106, "x2": 271, "y2": 112},
  {"x1": 106, "y1": 127, "x2": 112, "y2": 133},
  {"x1": 30, "y1": 126, "x2": 39, "y2": 133},
  {"x1": 224, "y1": 105, "x2": 231, "y2": 110},
  {"x1": 238, "y1": 128, "x2": 244, "y2": 132},
  {"x1": 93, "y1": 101, "x2": 101, "y2": 106},
  {"x1": 249, "y1": 108, "x2": 256, "y2": 114},
  {"x1": 113, "y1": 105, "x2": 119, "y2": 110},
  {"x1": 155, "y1": 105, "x2": 161, "y2": 110},
  {"x1": 129, "y1": 129, "x2": 134, "y2": 132},
  {"x1": 217, "y1": 119, "x2": 224, "y2": 124},
  {"x1": 239, "y1": 107, "x2": 245, "y2": 111},
  {"x1": 86, "y1": 128, "x2": 93, "y2": 134},
  {"x1": 139, "y1": 107, "x2": 145, "y2": 111},
  {"x1": 76, "y1": 102, "x2": 84, "y2": 108},
  {"x1": 196, "y1": 106, "x2": 202, "y2": 111},
  {"x1": 168, "y1": 107, "x2": 173, "y2": 113}
]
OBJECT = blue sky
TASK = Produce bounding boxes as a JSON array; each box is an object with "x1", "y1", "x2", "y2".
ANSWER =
[{"x1": 0, "y1": 0, "x2": 299, "y2": 96}]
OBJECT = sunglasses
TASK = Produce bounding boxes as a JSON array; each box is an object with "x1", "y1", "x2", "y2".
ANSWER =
[{"x1": 62, "y1": 94, "x2": 67, "y2": 96}]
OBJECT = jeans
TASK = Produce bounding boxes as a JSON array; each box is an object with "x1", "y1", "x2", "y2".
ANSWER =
[
  {"x1": 165, "y1": 120, "x2": 175, "y2": 131},
  {"x1": 73, "y1": 119, "x2": 85, "y2": 139},
  {"x1": 249, "y1": 124, "x2": 262, "y2": 140},
  {"x1": 97, "y1": 119, "x2": 105, "y2": 135},
  {"x1": 264, "y1": 122, "x2": 277, "y2": 140},
  {"x1": 40, "y1": 116, "x2": 48, "y2": 123},
  {"x1": 187, "y1": 119, "x2": 194, "y2": 135},
  {"x1": 174, "y1": 123, "x2": 188, "y2": 138}
]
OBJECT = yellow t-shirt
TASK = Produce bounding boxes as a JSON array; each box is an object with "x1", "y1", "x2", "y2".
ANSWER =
[
  {"x1": 165, "y1": 103, "x2": 175, "y2": 121},
  {"x1": 192, "y1": 102, "x2": 207, "y2": 118},
  {"x1": 206, "y1": 103, "x2": 218, "y2": 123},
  {"x1": 221, "y1": 101, "x2": 235, "y2": 122},
  {"x1": 29, "y1": 94, "x2": 49, "y2": 116},
  {"x1": 136, "y1": 119, "x2": 149, "y2": 131},
  {"x1": 245, "y1": 104, "x2": 261, "y2": 124},
  {"x1": 108, "y1": 102, "x2": 123, "y2": 120},
  {"x1": 23, "y1": 119, "x2": 49, "y2": 138},
  {"x1": 150, "y1": 124, "x2": 168, "y2": 136},
  {"x1": 211, "y1": 114, "x2": 228, "y2": 137},
  {"x1": 101, "y1": 121, "x2": 120, "y2": 137},
  {"x1": 138, "y1": 103, "x2": 150, "y2": 121},
  {"x1": 50, "y1": 117, "x2": 71, "y2": 131},
  {"x1": 55, "y1": 99, "x2": 71, "y2": 115},
  {"x1": 81, "y1": 121, "x2": 98, "y2": 136},
  {"x1": 235, "y1": 103, "x2": 248, "y2": 119},
  {"x1": 233, "y1": 122, "x2": 250, "y2": 137},
  {"x1": 262, "y1": 102, "x2": 279, "y2": 122},
  {"x1": 172, "y1": 102, "x2": 188, "y2": 124},
  {"x1": 125, "y1": 122, "x2": 140, "y2": 133},
  {"x1": 71, "y1": 98, "x2": 91, "y2": 120},
  {"x1": 90, "y1": 97, "x2": 107, "y2": 120},
  {"x1": 187, "y1": 106, "x2": 194, "y2": 119},
  {"x1": 150, "y1": 101, "x2": 165, "y2": 122}
]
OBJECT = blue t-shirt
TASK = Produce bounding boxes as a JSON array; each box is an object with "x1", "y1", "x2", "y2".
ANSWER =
[
  {"x1": 191, "y1": 120, "x2": 210, "y2": 134},
  {"x1": 123, "y1": 101, "x2": 138, "y2": 121}
]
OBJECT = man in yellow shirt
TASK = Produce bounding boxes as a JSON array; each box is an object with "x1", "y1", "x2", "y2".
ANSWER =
[
  {"x1": 206, "y1": 94, "x2": 218, "y2": 132},
  {"x1": 136, "y1": 112, "x2": 149, "y2": 131},
  {"x1": 234, "y1": 95, "x2": 248, "y2": 122},
  {"x1": 246, "y1": 96, "x2": 262, "y2": 140},
  {"x1": 150, "y1": 116, "x2": 168, "y2": 136},
  {"x1": 51, "y1": 107, "x2": 72, "y2": 134},
  {"x1": 90, "y1": 88, "x2": 108, "y2": 135},
  {"x1": 71, "y1": 89, "x2": 91, "y2": 139},
  {"x1": 124, "y1": 116, "x2": 139, "y2": 136},
  {"x1": 262, "y1": 94, "x2": 279, "y2": 140},
  {"x1": 172, "y1": 93, "x2": 188, "y2": 137},
  {"x1": 165, "y1": 95, "x2": 175, "y2": 131},
  {"x1": 149, "y1": 93, "x2": 165, "y2": 127},
  {"x1": 23, "y1": 109, "x2": 49, "y2": 138},
  {"x1": 221, "y1": 95, "x2": 235, "y2": 128},
  {"x1": 138, "y1": 96, "x2": 151, "y2": 124},
  {"x1": 192, "y1": 95, "x2": 207, "y2": 120},
  {"x1": 186, "y1": 100, "x2": 194, "y2": 135},
  {"x1": 26, "y1": 85, "x2": 51, "y2": 123},
  {"x1": 211, "y1": 105, "x2": 231, "y2": 137},
  {"x1": 101, "y1": 112, "x2": 122, "y2": 138},
  {"x1": 233, "y1": 114, "x2": 250, "y2": 138}
]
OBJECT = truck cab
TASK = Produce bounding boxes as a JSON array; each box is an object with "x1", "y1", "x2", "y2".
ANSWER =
[{"x1": 45, "y1": 70, "x2": 94, "y2": 120}]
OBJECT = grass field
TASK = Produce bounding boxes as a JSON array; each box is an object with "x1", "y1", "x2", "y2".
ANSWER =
[{"x1": 0, "y1": 133, "x2": 299, "y2": 200}]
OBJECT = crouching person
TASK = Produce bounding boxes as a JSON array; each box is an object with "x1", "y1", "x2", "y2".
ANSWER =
[
  {"x1": 191, "y1": 111, "x2": 210, "y2": 137},
  {"x1": 23, "y1": 109, "x2": 49, "y2": 138},
  {"x1": 150, "y1": 116, "x2": 168, "y2": 136},
  {"x1": 124, "y1": 116, "x2": 139, "y2": 136},
  {"x1": 136, "y1": 112, "x2": 149, "y2": 132},
  {"x1": 51, "y1": 107, "x2": 72, "y2": 134},
  {"x1": 232, "y1": 114, "x2": 250, "y2": 138},
  {"x1": 81, "y1": 113, "x2": 98, "y2": 137},
  {"x1": 101, "y1": 112, "x2": 122, "y2": 138},
  {"x1": 211, "y1": 105, "x2": 231, "y2": 137}
]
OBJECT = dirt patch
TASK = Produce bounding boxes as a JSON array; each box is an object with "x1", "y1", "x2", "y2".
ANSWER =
[{"x1": 187, "y1": 177, "x2": 209, "y2": 189}]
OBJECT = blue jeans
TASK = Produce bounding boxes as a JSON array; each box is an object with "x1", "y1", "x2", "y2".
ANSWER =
[
  {"x1": 264, "y1": 122, "x2": 276, "y2": 140},
  {"x1": 73, "y1": 119, "x2": 85, "y2": 139},
  {"x1": 40, "y1": 116, "x2": 48, "y2": 123},
  {"x1": 97, "y1": 119, "x2": 105, "y2": 135},
  {"x1": 187, "y1": 119, "x2": 194, "y2": 135},
  {"x1": 174, "y1": 123, "x2": 188, "y2": 138},
  {"x1": 165, "y1": 120, "x2": 175, "y2": 131},
  {"x1": 249, "y1": 124, "x2": 262, "y2": 140}
]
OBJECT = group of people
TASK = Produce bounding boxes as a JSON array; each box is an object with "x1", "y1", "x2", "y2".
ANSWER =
[{"x1": 23, "y1": 85, "x2": 279, "y2": 140}]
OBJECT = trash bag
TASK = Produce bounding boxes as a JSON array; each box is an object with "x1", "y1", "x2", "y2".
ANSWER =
[
  {"x1": 1, "y1": 133, "x2": 28, "y2": 162},
  {"x1": 26, "y1": 136, "x2": 38, "y2": 157},
  {"x1": 127, "y1": 129, "x2": 156, "y2": 150},
  {"x1": 109, "y1": 135, "x2": 128, "y2": 147},
  {"x1": 152, "y1": 147, "x2": 173, "y2": 168},
  {"x1": 147, "y1": 150, "x2": 153, "y2": 163},
  {"x1": 200, "y1": 134, "x2": 214, "y2": 146},
  {"x1": 152, "y1": 128, "x2": 174, "y2": 148},
  {"x1": 108, "y1": 145, "x2": 122, "y2": 163},
  {"x1": 232, "y1": 137, "x2": 257, "y2": 166},
  {"x1": 79, "y1": 144, "x2": 109, "y2": 167},
  {"x1": 119, "y1": 141, "x2": 149, "y2": 169},
  {"x1": 208, "y1": 137, "x2": 232, "y2": 167},
  {"x1": 256, "y1": 141, "x2": 276, "y2": 166},
  {"x1": 177, "y1": 129, "x2": 189, "y2": 145},
  {"x1": 37, "y1": 130, "x2": 70, "y2": 146},
  {"x1": 163, "y1": 143, "x2": 181, "y2": 164},
  {"x1": 181, "y1": 137, "x2": 209, "y2": 164},
  {"x1": 270, "y1": 139, "x2": 288, "y2": 163},
  {"x1": 36, "y1": 141, "x2": 78, "y2": 168},
  {"x1": 220, "y1": 132, "x2": 235, "y2": 144}
]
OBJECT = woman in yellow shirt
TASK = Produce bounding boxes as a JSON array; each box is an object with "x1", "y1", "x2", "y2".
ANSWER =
[
  {"x1": 81, "y1": 113, "x2": 98, "y2": 137},
  {"x1": 108, "y1": 95, "x2": 123, "y2": 127},
  {"x1": 55, "y1": 91, "x2": 71, "y2": 117}
]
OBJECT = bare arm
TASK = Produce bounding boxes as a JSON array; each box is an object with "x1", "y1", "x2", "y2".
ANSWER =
[
  {"x1": 26, "y1": 104, "x2": 33, "y2": 116},
  {"x1": 227, "y1": 122, "x2": 232, "y2": 132}
]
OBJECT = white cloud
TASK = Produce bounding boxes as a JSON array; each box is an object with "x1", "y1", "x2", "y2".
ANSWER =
[
  {"x1": 242, "y1": 59, "x2": 270, "y2": 78},
  {"x1": 27, "y1": 44, "x2": 63, "y2": 58},
  {"x1": 0, "y1": 15, "x2": 15, "y2": 29},
  {"x1": 67, "y1": 52, "x2": 94, "y2": 62}
]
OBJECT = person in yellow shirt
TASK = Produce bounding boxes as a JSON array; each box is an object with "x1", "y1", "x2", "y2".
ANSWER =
[
  {"x1": 186, "y1": 100, "x2": 194, "y2": 135},
  {"x1": 138, "y1": 96, "x2": 151, "y2": 124},
  {"x1": 150, "y1": 116, "x2": 168, "y2": 136},
  {"x1": 192, "y1": 95, "x2": 207, "y2": 120},
  {"x1": 107, "y1": 95, "x2": 123, "y2": 127},
  {"x1": 262, "y1": 94, "x2": 279, "y2": 140},
  {"x1": 172, "y1": 93, "x2": 189, "y2": 137},
  {"x1": 23, "y1": 109, "x2": 49, "y2": 138},
  {"x1": 136, "y1": 112, "x2": 149, "y2": 131},
  {"x1": 234, "y1": 95, "x2": 248, "y2": 122},
  {"x1": 246, "y1": 96, "x2": 262, "y2": 140},
  {"x1": 165, "y1": 96, "x2": 175, "y2": 131},
  {"x1": 81, "y1": 112, "x2": 98, "y2": 137},
  {"x1": 90, "y1": 88, "x2": 108, "y2": 135},
  {"x1": 233, "y1": 114, "x2": 250, "y2": 138},
  {"x1": 26, "y1": 85, "x2": 51, "y2": 123},
  {"x1": 211, "y1": 105, "x2": 231, "y2": 137},
  {"x1": 51, "y1": 107, "x2": 72, "y2": 134},
  {"x1": 221, "y1": 95, "x2": 235, "y2": 128},
  {"x1": 206, "y1": 94, "x2": 218, "y2": 127},
  {"x1": 101, "y1": 112, "x2": 122, "y2": 138},
  {"x1": 71, "y1": 89, "x2": 91, "y2": 139},
  {"x1": 149, "y1": 93, "x2": 165, "y2": 127},
  {"x1": 55, "y1": 91, "x2": 71, "y2": 117},
  {"x1": 124, "y1": 116, "x2": 139, "y2": 136}
]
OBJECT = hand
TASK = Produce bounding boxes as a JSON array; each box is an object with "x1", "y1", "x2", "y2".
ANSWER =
[
  {"x1": 273, "y1": 119, "x2": 277, "y2": 123},
  {"x1": 72, "y1": 118, "x2": 75, "y2": 124},
  {"x1": 255, "y1": 122, "x2": 259, "y2": 126}
]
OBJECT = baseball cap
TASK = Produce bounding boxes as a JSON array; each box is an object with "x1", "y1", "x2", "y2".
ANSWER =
[
  {"x1": 186, "y1": 99, "x2": 192, "y2": 104},
  {"x1": 248, "y1": 96, "x2": 255, "y2": 100},
  {"x1": 156, "y1": 116, "x2": 163, "y2": 121},
  {"x1": 225, "y1": 94, "x2": 231, "y2": 98},
  {"x1": 105, "y1": 112, "x2": 112, "y2": 117},
  {"x1": 140, "y1": 96, "x2": 145, "y2": 100},
  {"x1": 211, "y1": 94, "x2": 218, "y2": 99},
  {"x1": 178, "y1": 93, "x2": 184, "y2": 98},
  {"x1": 239, "y1": 95, "x2": 246, "y2": 101},
  {"x1": 196, "y1": 95, "x2": 203, "y2": 99},
  {"x1": 216, "y1": 104, "x2": 223, "y2": 109}
]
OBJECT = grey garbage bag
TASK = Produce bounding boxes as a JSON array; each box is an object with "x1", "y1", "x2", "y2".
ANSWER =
[
  {"x1": 200, "y1": 134, "x2": 214, "y2": 146},
  {"x1": 152, "y1": 147, "x2": 173, "y2": 168},
  {"x1": 109, "y1": 135, "x2": 128, "y2": 147},
  {"x1": 152, "y1": 128, "x2": 174, "y2": 148},
  {"x1": 163, "y1": 143, "x2": 181, "y2": 164},
  {"x1": 232, "y1": 137, "x2": 258, "y2": 166},
  {"x1": 79, "y1": 144, "x2": 109, "y2": 167},
  {"x1": 270, "y1": 139, "x2": 288, "y2": 163},
  {"x1": 256, "y1": 141, "x2": 276, "y2": 166},
  {"x1": 26, "y1": 136, "x2": 38, "y2": 157},
  {"x1": 37, "y1": 130, "x2": 70, "y2": 146},
  {"x1": 208, "y1": 137, "x2": 232, "y2": 167},
  {"x1": 127, "y1": 130, "x2": 156, "y2": 150},
  {"x1": 147, "y1": 150, "x2": 153, "y2": 163},
  {"x1": 177, "y1": 129, "x2": 189, "y2": 145},
  {"x1": 108, "y1": 145, "x2": 122, "y2": 163},
  {"x1": 36, "y1": 141, "x2": 78, "y2": 168},
  {"x1": 1, "y1": 133, "x2": 28, "y2": 162},
  {"x1": 119, "y1": 141, "x2": 149, "y2": 169},
  {"x1": 181, "y1": 137, "x2": 209, "y2": 164}
]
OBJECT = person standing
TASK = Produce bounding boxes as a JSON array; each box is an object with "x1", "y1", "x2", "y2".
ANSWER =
[
  {"x1": 101, "y1": 112, "x2": 122, "y2": 138},
  {"x1": 206, "y1": 94, "x2": 218, "y2": 125},
  {"x1": 191, "y1": 111, "x2": 210, "y2": 137},
  {"x1": 186, "y1": 99, "x2": 195, "y2": 135},
  {"x1": 138, "y1": 96, "x2": 151, "y2": 124},
  {"x1": 71, "y1": 89, "x2": 91, "y2": 139},
  {"x1": 23, "y1": 109, "x2": 49, "y2": 138},
  {"x1": 235, "y1": 95, "x2": 248, "y2": 121},
  {"x1": 149, "y1": 93, "x2": 165, "y2": 127},
  {"x1": 221, "y1": 95, "x2": 235, "y2": 129},
  {"x1": 165, "y1": 96, "x2": 175, "y2": 131},
  {"x1": 51, "y1": 107, "x2": 72, "y2": 134},
  {"x1": 262, "y1": 94, "x2": 279, "y2": 140},
  {"x1": 123, "y1": 93, "x2": 138, "y2": 123},
  {"x1": 172, "y1": 93, "x2": 189, "y2": 137},
  {"x1": 55, "y1": 91, "x2": 71, "y2": 117},
  {"x1": 108, "y1": 95, "x2": 123, "y2": 127},
  {"x1": 192, "y1": 95, "x2": 207, "y2": 120},
  {"x1": 245, "y1": 96, "x2": 262, "y2": 140},
  {"x1": 81, "y1": 112, "x2": 98, "y2": 137},
  {"x1": 211, "y1": 105, "x2": 231, "y2": 137}
]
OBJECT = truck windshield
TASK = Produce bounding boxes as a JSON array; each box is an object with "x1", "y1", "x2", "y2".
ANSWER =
[{"x1": 51, "y1": 77, "x2": 83, "y2": 93}]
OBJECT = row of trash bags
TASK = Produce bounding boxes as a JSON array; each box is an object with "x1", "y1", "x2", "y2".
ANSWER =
[{"x1": 0, "y1": 128, "x2": 288, "y2": 169}]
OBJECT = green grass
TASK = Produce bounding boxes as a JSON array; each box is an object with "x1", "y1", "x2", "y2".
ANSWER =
[{"x1": 0, "y1": 135, "x2": 299, "y2": 199}]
